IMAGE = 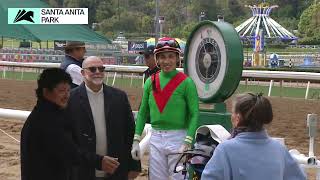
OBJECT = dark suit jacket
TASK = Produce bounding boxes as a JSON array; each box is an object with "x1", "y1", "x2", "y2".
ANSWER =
[
  {"x1": 67, "y1": 83, "x2": 141, "y2": 180},
  {"x1": 21, "y1": 99, "x2": 81, "y2": 180}
]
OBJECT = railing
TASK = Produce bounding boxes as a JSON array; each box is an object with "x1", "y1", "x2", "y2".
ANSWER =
[
  {"x1": 0, "y1": 61, "x2": 320, "y2": 99},
  {"x1": 0, "y1": 108, "x2": 152, "y2": 160},
  {"x1": 0, "y1": 62, "x2": 320, "y2": 178}
]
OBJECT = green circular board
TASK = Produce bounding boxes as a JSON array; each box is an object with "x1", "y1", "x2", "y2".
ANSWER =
[{"x1": 184, "y1": 21, "x2": 243, "y2": 103}]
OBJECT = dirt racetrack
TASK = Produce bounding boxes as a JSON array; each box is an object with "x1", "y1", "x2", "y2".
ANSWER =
[{"x1": 0, "y1": 79, "x2": 320, "y2": 180}]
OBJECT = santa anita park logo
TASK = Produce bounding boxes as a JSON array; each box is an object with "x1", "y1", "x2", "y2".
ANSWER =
[{"x1": 8, "y1": 8, "x2": 88, "y2": 24}]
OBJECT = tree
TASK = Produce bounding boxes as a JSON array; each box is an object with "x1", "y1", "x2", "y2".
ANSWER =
[
  {"x1": 298, "y1": 2, "x2": 320, "y2": 44},
  {"x1": 96, "y1": 1, "x2": 115, "y2": 22},
  {"x1": 298, "y1": 3, "x2": 320, "y2": 37}
]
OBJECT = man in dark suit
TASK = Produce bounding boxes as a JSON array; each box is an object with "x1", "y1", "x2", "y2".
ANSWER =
[{"x1": 67, "y1": 56, "x2": 141, "y2": 180}]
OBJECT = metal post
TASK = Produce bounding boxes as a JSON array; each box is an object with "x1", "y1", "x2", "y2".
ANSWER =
[
  {"x1": 280, "y1": 80, "x2": 283, "y2": 97},
  {"x1": 305, "y1": 81, "x2": 310, "y2": 100},
  {"x1": 142, "y1": 73, "x2": 145, "y2": 88},
  {"x1": 268, "y1": 80, "x2": 273, "y2": 97},
  {"x1": 159, "y1": 16, "x2": 165, "y2": 38},
  {"x1": 155, "y1": 0, "x2": 159, "y2": 44},
  {"x1": 112, "y1": 72, "x2": 117, "y2": 86},
  {"x1": 21, "y1": 69, "x2": 24, "y2": 80},
  {"x1": 159, "y1": 22, "x2": 163, "y2": 38},
  {"x1": 130, "y1": 73, "x2": 134, "y2": 87},
  {"x1": 245, "y1": 78, "x2": 248, "y2": 90},
  {"x1": 106, "y1": 72, "x2": 109, "y2": 85}
]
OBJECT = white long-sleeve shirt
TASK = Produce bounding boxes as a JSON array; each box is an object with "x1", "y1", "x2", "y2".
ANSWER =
[{"x1": 66, "y1": 64, "x2": 83, "y2": 85}]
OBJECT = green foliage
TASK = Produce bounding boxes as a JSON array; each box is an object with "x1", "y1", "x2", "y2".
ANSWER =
[
  {"x1": 42, "y1": 0, "x2": 316, "y2": 42},
  {"x1": 277, "y1": 17, "x2": 299, "y2": 32},
  {"x1": 298, "y1": 3, "x2": 320, "y2": 40},
  {"x1": 96, "y1": 1, "x2": 115, "y2": 22},
  {"x1": 169, "y1": 21, "x2": 197, "y2": 39}
]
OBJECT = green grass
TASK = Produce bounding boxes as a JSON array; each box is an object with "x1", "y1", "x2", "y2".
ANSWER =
[
  {"x1": 0, "y1": 70, "x2": 319, "y2": 99},
  {"x1": 0, "y1": 70, "x2": 41, "y2": 80},
  {"x1": 105, "y1": 75, "x2": 143, "y2": 88},
  {"x1": 236, "y1": 84, "x2": 320, "y2": 99}
]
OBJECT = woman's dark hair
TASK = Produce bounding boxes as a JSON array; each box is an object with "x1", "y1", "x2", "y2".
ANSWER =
[
  {"x1": 233, "y1": 92, "x2": 273, "y2": 132},
  {"x1": 36, "y1": 68, "x2": 72, "y2": 99}
]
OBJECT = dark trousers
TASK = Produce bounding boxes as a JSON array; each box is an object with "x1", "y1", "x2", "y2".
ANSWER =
[{"x1": 95, "y1": 177, "x2": 107, "y2": 180}]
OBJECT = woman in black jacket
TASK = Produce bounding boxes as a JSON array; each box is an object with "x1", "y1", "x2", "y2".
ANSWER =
[{"x1": 21, "y1": 68, "x2": 86, "y2": 180}]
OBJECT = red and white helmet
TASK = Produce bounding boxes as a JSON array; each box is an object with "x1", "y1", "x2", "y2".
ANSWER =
[{"x1": 154, "y1": 37, "x2": 181, "y2": 55}]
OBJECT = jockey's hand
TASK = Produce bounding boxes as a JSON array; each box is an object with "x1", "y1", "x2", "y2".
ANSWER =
[
  {"x1": 131, "y1": 140, "x2": 141, "y2": 160},
  {"x1": 178, "y1": 143, "x2": 191, "y2": 153}
]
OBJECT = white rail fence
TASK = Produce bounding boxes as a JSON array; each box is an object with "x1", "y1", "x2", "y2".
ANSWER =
[
  {"x1": 1, "y1": 61, "x2": 320, "y2": 178},
  {"x1": 1, "y1": 61, "x2": 320, "y2": 99}
]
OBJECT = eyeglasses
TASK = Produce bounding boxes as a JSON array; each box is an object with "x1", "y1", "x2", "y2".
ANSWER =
[
  {"x1": 155, "y1": 40, "x2": 180, "y2": 49},
  {"x1": 83, "y1": 66, "x2": 105, "y2": 73}
]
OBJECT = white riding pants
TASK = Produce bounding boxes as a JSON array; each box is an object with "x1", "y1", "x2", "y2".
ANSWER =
[{"x1": 149, "y1": 129, "x2": 186, "y2": 180}]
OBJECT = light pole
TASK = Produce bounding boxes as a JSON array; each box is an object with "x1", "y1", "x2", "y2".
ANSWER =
[
  {"x1": 159, "y1": 16, "x2": 165, "y2": 38},
  {"x1": 155, "y1": 0, "x2": 160, "y2": 45}
]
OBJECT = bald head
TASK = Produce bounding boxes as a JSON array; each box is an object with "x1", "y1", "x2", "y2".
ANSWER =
[
  {"x1": 82, "y1": 56, "x2": 103, "y2": 68},
  {"x1": 81, "y1": 56, "x2": 105, "y2": 92}
]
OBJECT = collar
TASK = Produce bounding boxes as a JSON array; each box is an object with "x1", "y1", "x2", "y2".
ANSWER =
[
  {"x1": 85, "y1": 84, "x2": 103, "y2": 95},
  {"x1": 66, "y1": 54, "x2": 81, "y2": 61},
  {"x1": 37, "y1": 98, "x2": 62, "y2": 111},
  {"x1": 235, "y1": 129, "x2": 269, "y2": 140},
  {"x1": 160, "y1": 69, "x2": 178, "y2": 78}
]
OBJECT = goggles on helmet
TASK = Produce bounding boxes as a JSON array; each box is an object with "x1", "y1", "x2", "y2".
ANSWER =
[
  {"x1": 155, "y1": 39, "x2": 180, "y2": 49},
  {"x1": 154, "y1": 38, "x2": 181, "y2": 55}
]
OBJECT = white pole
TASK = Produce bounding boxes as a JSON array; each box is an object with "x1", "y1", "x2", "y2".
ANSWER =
[
  {"x1": 305, "y1": 81, "x2": 310, "y2": 100},
  {"x1": 130, "y1": 73, "x2": 134, "y2": 87},
  {"x1": 3, "y1": 67, "x2": 6, "y2": 79},
  {"x1": 310, "y1": 137, "x2": 315, "y2": 157},
  {"x1": 0, "y1": 108, "x2": 30, "y2": 120},
  {"x1": 20, "y1": 68, "x2": 24, "y2": 80},
  {"x1": 106, "y1": 72, "x2": 109, "y2": 85},
  {"x1": 268, "y1": 80, "x2": 273, "y2": 97},
  {"x1": 142, "y1": 73, "x2": 145, "y2": 88},
  {"x1": 112, "y1": 72, "x2": 117, "y2": 86}
]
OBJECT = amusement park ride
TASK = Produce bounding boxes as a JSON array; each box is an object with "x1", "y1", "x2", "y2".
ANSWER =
[{"x1": 235, "y1": 1, "x2": 298, "y2": 67}]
